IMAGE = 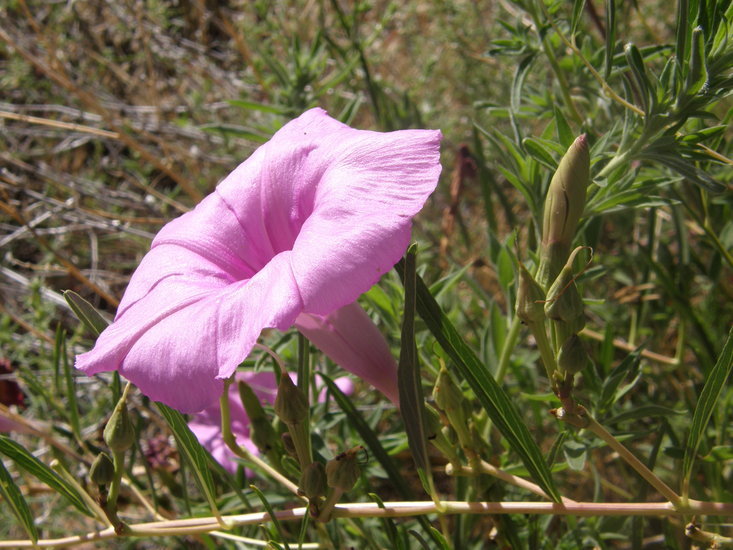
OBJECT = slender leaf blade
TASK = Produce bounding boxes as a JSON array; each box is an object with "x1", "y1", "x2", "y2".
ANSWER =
[
  {"x1": 396, "y1": 263, "x2": 561, "y2": 502},
  {"x1": 63, "y1": 290, "x2": 109, "y2": 337},
  {"x1": 156, "y1": 403, "x2": 220, "y2": 518},
  {"x1": 397, "y1": 245, "x2": 433, "y2": 497},
  {"x1": 0, "y1": 436, "x2": 93, "y2": 516},
  {"x1": 682, "y1": 327, "x2": 733, "y2": 492},
  {"x1": 319, "y1": 374, "x2": 446, "y2": 546},
  {"x1": 0, "y1": 458, "x2": 38, "y2": 543}
]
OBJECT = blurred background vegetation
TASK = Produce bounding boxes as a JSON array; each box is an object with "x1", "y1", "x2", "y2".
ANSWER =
[{"x1": 1, "y1": 0, "x2": 732, "y2": 548}]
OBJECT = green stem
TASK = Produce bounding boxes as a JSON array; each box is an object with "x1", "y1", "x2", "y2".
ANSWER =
[
  {"x1": 316, "y1": 488, "x2": 345, "y2": 522},
  {"x1": 219, "y1": 379, "x2": 303, "y2": 497},
  {"x1": 530, "y1": 0, "x2": 583, "y2": 125},
  {"x1": 495, "y1": 315, "x2": 522, "y2": 382},
  {"x1": 529, "y1": 321, "x2": 559, "y2": 382},
  {"x1": 107, "y1": 450, "x2": 124, "y2": 515},
  {"x1": 286, "y1": 420, "x2": 313, "y2": 470},
  {"x1": 558, "y1": 407, "x2": 681, "y2": 506}
]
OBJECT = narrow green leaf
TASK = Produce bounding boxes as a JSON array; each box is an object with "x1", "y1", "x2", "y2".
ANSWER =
[
  {"x1": 320, "y1": 375, "x2": 448, "y2": 547},
  {"x1": 682, "y1": 327, "x2": 733, "y2": 494},
  {"x1": 250, "y1": 485, "x2": 290, "y2": 550},
  {"x1": 553, "y1": 106, "x2": 574, "y2": 149},
  {"x1": 0, "y1": 436, "x2": 93, "y2": 516},
  {"x1": 60, "y1": 331, "x2": 82, "y2": 444},
  {"x1": 0, "y1": 458, "x2": 38, "y2": 543},
  {"x1": 624, "y1": 43, "x2": 654, "y2": 114},
  {"x1": 63, "y1": 290, "x2": 109, "y2": 337},
  {"x1": 598, "y1": 348, "x2": 643, "y2": 414},
  {"x1": 395, "y1": 264, "x2": 561, "y2": 502},
  {"x1": 675, "y1": 0, "x2": 691, "y2": 69},
  {"x1": 523, "y1": 137, "x2": 558, "y2": 171},
  {"x1": 226, "y1": 100, "x2": 289, "y2": 115},
  {"x1": 604, "y1": 0, "x2": 616, "y2": 79},
  {"x1": 511, "y1": 54, "x2": 537, "y2": 115},
  {"x1": 408, "y1": 530, "x2": 432, "y2": 550},
  {"x1": 570, "y1": 0, "x2": 585, "y2": 37},
  {"x1": 606, "y1": 405, "x2": 685, "y2": 426},
  {"x1": 368, "y1": 493, "x2": 402, "y2": 550},
  {"x1": 199, "y1": 124, "x2": 271, "y2": 143},
  {"x1": 397, "y1": 245, "x2": 433, "y2": 497},
  {"x1": 156, "y1": 403, "x2": 220, "y2": 519},
  {"x1": 319, "y1": 374, "x2": 409, "y2": 495}
]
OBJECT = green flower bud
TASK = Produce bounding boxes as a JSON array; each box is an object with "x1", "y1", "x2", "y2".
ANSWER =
[
  {"x1": 104, "y1": 395, "x2": 135, "y2": 453},
  {"x1": 557, "y1": 334, "x2": 588, "y2": 375},
  {"x1": 299, "y1": 461, "x2": 328, "y2": 499},
  {"x1": 684, "y1": 26, "x2": 708, "y2": 98},
  {"x1": 326, "y1": 447, "x2": 361, "y2": 492},
  {"x1": 516, "y1": 262, "x2": 546, "y2": 324},
  {"x1": 238, "y1": 380, "x2": 279, "y2": 453},
  {"x1": 273, "y1": 374, "x2": 308, "y2": 426},
  {"x1": 281, "y1": 432, "x2": 297, "y2": 458},
  {"x1": 424, "y1": 404, "x2": 461, "y2": 465},
  {"x1": 544, "y1": 247, "x2": 586, "y2": 332},
  {"x1": 238, "y1": 380, "x2": 267, "y2": 422},
  {"x1": 89, "y1": 452, "x2": 115, "y2": 486},
  {"x1": 433, "y1": 367, "x2": 464, "y2": 418},
  {"x1": 537, "y1": 134, "x2": 590, "y2": 289},
  {"x1": 433, "y1": 367, "x2": 474, "y2": 449}
]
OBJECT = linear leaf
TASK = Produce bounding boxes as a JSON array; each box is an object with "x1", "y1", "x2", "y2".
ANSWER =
[
  {"x1": 395, "y1": 263, "x2": 561, "y2": 502},
  {"x1": 0, "y1": 435, "x2": 93, "y2": 516},
  {"x1": 59, "y1": 330, "x2": 82, "y2": 444},
  {"x1": 63, "y1": 290, "x2": 109, "y2": 337},
  {"x1": 682, "y1": 327, "x2": 733, "y2": 493},
  {"x1": 319, "y1": 374, "x2": 444, "y2": 546},
  {"x1": 156, "y1": 403, "x2": 220, "y2": 519},
  {"x1": 319, "y1": 374, "x2": 408, "y2": 495},
  {"x1": 250, "y1": 484, "x2": 290, "y2": 550},
  {"x1": 397, "y1": 245, "x2": 433, "y2": 497},
  {"x1": 0, "y1": 458, "x2": 38, "y2": 543}
]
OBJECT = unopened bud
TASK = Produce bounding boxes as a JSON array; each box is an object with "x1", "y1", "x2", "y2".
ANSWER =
[
  {"x1": 104, "y1": 395, "x2": 135, "y2": 453},
  {"x1": 544, "y1": 247, "x2": 586, "y2": 334},
  {"x1": 250, "y1": 417, "x2": 278, "y2": 453},
  {"x1": 516, "y1": 263, "x2": 546, "y2": 324},
  {"x1": 537, "y1": 134, "x2": 590, "y2": 289},
  {"x1": 238, "y1": 381, "x2": 278, "y2": 453},
  {"x1": 684, "y1": 26, "x2": 708, "y2": 98},
  {"x1": 433, "y1": 367, "x2": 473, "y2": 449},
  {"x1": 273, "y1": 374, "x2": 308, "y2": 426},
  {"x1": 299, "y1": 461, "x2": 328, "y2": 499},
  {"x1": 90, "y1": 452, "x2": 115, "y2": 485},
  {"x1": 433, "y1": 367, "x2": 464, "y2": 418},
  {"x1": 557, "y1": 334, "x2": 588, "y2": 375},
  {"x1": 281, "y1": 432, "x2": 297, "y2": 458},
  {"x1": 326, "y1": 447, "x2": 361, "y2": 492}
]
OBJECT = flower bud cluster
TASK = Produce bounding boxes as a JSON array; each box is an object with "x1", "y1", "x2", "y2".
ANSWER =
[{"x1": 517, "y1": 135, "x2": 591, "y2": 407}]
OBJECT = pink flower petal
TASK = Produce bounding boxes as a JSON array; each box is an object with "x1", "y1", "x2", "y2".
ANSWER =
[
  {"x1": 295, "y1": 302, "x2": 399, "y2": 403},
  {"x1": 188, "y1": 371, "x2": 278, "y2": 473},
  {"x1": 76, "y1": 108, "x2": 441, "y2": 413}
]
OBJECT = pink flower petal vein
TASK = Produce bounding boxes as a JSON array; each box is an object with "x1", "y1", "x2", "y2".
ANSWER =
[{"x1": 75, "y1": 108, "x2": 442, "y2": 413}]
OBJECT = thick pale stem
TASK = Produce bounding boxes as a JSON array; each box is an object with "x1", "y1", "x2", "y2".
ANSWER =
[
  {"x1": 6, "y1": 499, "x2": 733, "y2": 548},
  {"x1": 446, "y1": 460, "x2": 577, "y2": 504}
]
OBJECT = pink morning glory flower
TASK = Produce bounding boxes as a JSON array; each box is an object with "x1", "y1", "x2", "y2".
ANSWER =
[
  {"x1": 75, "y1": 108, "x2": 442, "y2": 413},
  {"x1": 189, "y1": 371, "x2": 354, "y2": 472}
]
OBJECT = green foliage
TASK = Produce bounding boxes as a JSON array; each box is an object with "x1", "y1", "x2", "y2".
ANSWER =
[{"x1": 0, "y1": 0, "x2": 732, "y2": 548}]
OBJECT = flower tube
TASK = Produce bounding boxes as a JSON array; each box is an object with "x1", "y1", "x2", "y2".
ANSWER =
[
  {"x1": 189, "y1": 371, "x2": 354, "y2": 472},
  {"x1": 76, "y1": 108, "x2": 442, "y2": 413}
]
